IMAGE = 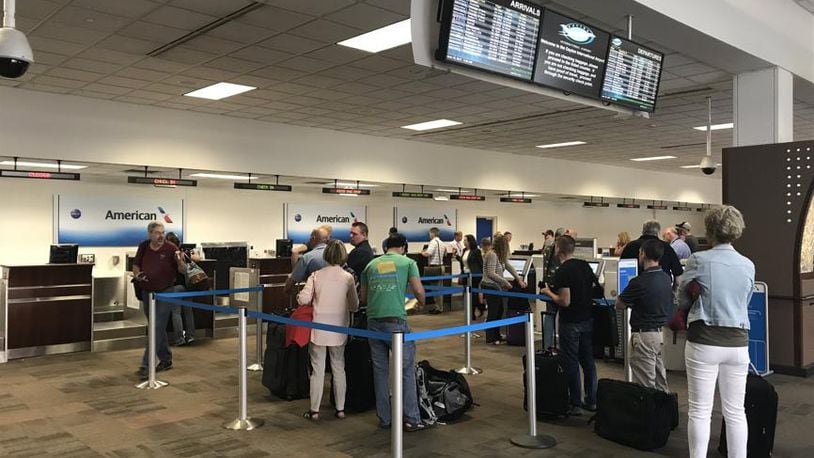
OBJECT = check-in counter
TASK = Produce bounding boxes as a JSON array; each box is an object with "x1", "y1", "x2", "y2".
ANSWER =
[
  {"x1": 249, "y1": 257, "x2": 293, "y2": 314},
  {"x1": 1, "y1": 264, "x2": 93, "y2": 362}
]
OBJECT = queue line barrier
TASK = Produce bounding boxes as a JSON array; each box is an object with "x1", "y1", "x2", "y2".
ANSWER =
[{"x1": 143, "y1": 284, "x2": 556, "y2": 456}]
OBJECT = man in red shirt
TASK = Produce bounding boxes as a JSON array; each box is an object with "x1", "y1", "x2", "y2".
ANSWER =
[{"x1": 134, "y1": 222, "x2": 187, "y2": 380}]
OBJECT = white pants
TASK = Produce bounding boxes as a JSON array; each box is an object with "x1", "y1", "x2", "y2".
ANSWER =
[
  {"x1": 308, "y1": 343, "x2": 346, "y2": 413},
  {"x1": 685, "y1": 342, "x2": 749, "y2": 458}
]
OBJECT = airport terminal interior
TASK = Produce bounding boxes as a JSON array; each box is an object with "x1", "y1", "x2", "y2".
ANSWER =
[{"x1": 1, "y1": 0, "x2": 814, "y2": 456}]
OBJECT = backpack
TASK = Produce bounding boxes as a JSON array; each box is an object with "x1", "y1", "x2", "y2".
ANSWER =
[{"x1": 415, "y1": 360, "x2": 474, "y2": 423}]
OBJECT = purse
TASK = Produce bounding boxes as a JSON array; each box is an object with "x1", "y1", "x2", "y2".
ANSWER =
[
  {"x1": 669, "y1": 279, "x2": 701, "y2": 331},
  {"x1": 185, "y1": 260, "x2": 209, "y2": 291}
]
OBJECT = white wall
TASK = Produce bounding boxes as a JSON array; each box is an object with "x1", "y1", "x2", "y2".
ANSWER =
[
  {"x1": 0, "y1": 87, "x2": 721, "y2": 205},
  {"x1": 0, "y1": 175, "x2": 706, "y2": 274}
]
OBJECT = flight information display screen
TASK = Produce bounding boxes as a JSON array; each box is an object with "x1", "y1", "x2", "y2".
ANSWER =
[
  {"x1": 601, "y1": 36, "x2": 664, "y2": 112},
  {"x1": 441, "y1": 0, "x2": 542, "y2": 80},
  {"x1": 532, "y1": 9, "x2": 609, "y2": 98}
]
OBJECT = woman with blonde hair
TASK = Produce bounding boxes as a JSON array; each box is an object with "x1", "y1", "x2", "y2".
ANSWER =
[
  {"x1": 614, "y1": 231, "x2": 631, "y2": 256},
  {"x1": 480, "y1": 233, "x2": 526, "y2": 344},
  {"x1": 679, "y1": 206, "x2": 754, "y2": 457},
  {"x1": 298, "y1": 239, "x2": 359, "y2": 421}
]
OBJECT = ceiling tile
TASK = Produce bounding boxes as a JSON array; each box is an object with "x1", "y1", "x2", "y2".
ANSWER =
[
  {"x1": 47, "y1": 67, "x2": 103, "y2": 82},
  {"x1": 132, "y1": 57, "x2": 191, "y2": 73},
  {"x1": 348, "y1": 55, "x2": 406, "y2": 73},
  {"x1": 236, "y1": 6, "x2": 313, "y2": 32},
  {"x1": 16, "y1": 0, "x2": 64, "y2": 21},
  {"x1": 206, "y1": 20, "x2": 274, "y2": 44},
  {"x1": 170, "y1": 0, "x2": 254, "y2": 17},
  {"x1": 325, "y1": 3, "x2": 405, "y2": 30},
  {"x1": 303, "y1": 88, "x2": 353, "y2": 101},
  {"x1": 61, "y1": 57, "x2": 121, "y2": 75},
  {"x1": 294, "y1": 74, "x2": 345, "y2": 89},
  {"x1": 204, "y1": 56, "x2": 266, "y2": 73},
  {"x1": 98, "y1": 75, "x2": 150, "y2": 89},
  {"x1": 126, "y1": 90, "x2": 175, "y2": 101},
  {"x1": 181, "y1": 35, "x2": 243, "y2": 55},
  {"x1": 288, "y1": 19, "x2": 361, "y2": 44},
  {"x1": 28, "y1": 36, "x2": 87, "y2": 56},
  {"x1": 29, "y1": 75, "x2": 87, "y2": 89},
  {"x1": 181, "y1": 66, "x2": 240, "y2": 82},
  {"x1": 250, "y1": 66, "x2": 307, "y2": 81},
  {"x1": 114, "y1": 66, "x2": 172, "y2": 82},
  {"x1": 119, "y1": 21, "x2": 188, "y2": 43},
  {"x1": 263, "y1": 0, "x2": 355, "y2": 16},
  {"x1": 82, "y1": 83, "x2": 133, "y2": 96},
  {"x1": 50, "y1": 6, "x2": 133, "y2": 33},
  {"x1": 259, "y1": 34, "x2": 325, "y2": 54},
  {"x1": 142, "y1": 6, "x2": 217, "y2": 31},
  {"x1": 304, "y1": 45, "x2": 367, "y2": 65},
  {"x1": 365, "y1": 0, "x2": 411, "y2": 15},
  {"x1": 97, "y1": 34, "x2": 163, "y2": 55},
  {"x1": 158, "y1": 47, "x2": 219, "y2": 65},
  {"x1": 142, "y1": 82, "x2": 190, "y2": 96},
  {"x1": 71, "y1": 0, "x2": 161, "y2": 19},
  {"x1": 231, "y1": 46, "x2": 293, "y2": 64},
  {"x1": 19, "y1": 82, "x2": 73, "y2": 94},
  {"x1": 277, "y1": 56, "x2": 337, "y2": 73}
]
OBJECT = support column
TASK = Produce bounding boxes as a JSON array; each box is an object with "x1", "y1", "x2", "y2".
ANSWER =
[{"x1": 733, "y1": 67, "x2": 794, "y2": 146}]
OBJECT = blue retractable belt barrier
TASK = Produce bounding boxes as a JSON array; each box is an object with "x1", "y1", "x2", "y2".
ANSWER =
[
  {"x1": 406, "y1": 287, "x2": 463, "y2": 299},
  {"x1": 155, "y1": 286, "x2": 263, "y2": 299},
  {"x1": 405, "y1": 314, "x2": 529, "y2": 342},
  {"x1": 159, "y1": 296, "x2": 242, "y2": 315},
  {"x1": 248, "y1": 310, "x2": 391, "y2": 342},
  {"x1": 420, "y1": 274, "x2": 463, "y2": 282},
  {"x1": 423, "y1": 284, "x2": 462, "y2": 291},
  {"x1": 471, "y1": 287, "x2": 553, "y2": 302}
]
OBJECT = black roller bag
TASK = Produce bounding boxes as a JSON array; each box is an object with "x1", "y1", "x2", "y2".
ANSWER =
[
  {"x1": 331, "y1": 309, "x2": 376, "y2": 413},
  {"x1": 522, "y1": 350, "x2": 570, "y2": 418},
  {"x1": 593, "y1": 378, "x2": 675, "y2": 450},
  {"x1": 262, "y1": 320, "x2": 309, "y2": 401},
  {"x1": 717, "y1": 369, "x2": 778, "y2": 457}
]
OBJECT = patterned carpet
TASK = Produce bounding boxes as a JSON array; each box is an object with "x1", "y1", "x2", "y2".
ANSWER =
[{"x1": 0, "y1": 310, "x2": 812, "y2": 457}]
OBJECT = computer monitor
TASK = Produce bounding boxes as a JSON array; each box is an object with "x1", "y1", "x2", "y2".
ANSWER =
[
  {"x1": 276, "y1": 239, "x2": 293, "y2": 258},
  {"x1": 49, "y1": 244, "x2": 78, "y2": 264},
  {"x1": 504, "y1": 256, "x2": 532, "y2": 280},
  {"x1": 587, "y1": 260, "x2": 605, "y2": 278},
  {"x1": 617, "y1": 258, "x2": 638, "y2": 293}
]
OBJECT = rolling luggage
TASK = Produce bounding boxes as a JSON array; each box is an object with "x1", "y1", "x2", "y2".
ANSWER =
[
  {"x1": 331, "y1": 308, "x2": 375, "y2": 412},
  {"x1": 522, "y1": 350, "x2": 570, "y2": 418},
  {"x1": 505, "y1": 308, "x2": 527, "y2": 346},
  {"x1": 717, "y1": 369, "x2": 778, "y2": 457},
  {"x1": 592, "y1": 302, "x2": 618, "y2": 358},
  {"x1": 593, "y1": 378, "x2": 675, "y2": 450},
  {"x1": 262, "y1": 320, "x2": 310, "y2": 401}
]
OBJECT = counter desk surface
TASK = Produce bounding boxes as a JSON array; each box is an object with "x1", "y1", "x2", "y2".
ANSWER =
[{"x1": 1, "y1": 263, "x2": 94, "y2": 362}]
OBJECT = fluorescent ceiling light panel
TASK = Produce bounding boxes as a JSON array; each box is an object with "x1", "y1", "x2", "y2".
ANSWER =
[
  {"x1": 337, "y1": 19, "x2": 411, "y2": 53},
  {"x1": 434, "y1": 196, "x2": 450, "y2": 201},
  {"x1": 680, "y1": 163, "x2": 722, "y2": 169},
  {"x1": 535, "y1": 141, "x2": 586, "y2": 149},
  {"x1": 692, "y1": 122, "x2": 734, "y2": 131},
  {"x1": 190, "y1": 173, "x2": 256, "y2": 180},
  {"x1": 324, "y1": 182, "x2": 378, "y2": 188},
  {"x1": 503, "y1": 193, "x2": 540, "y2": 198},
  {"x1": 184, "y1": 82, "x2": 256, "y2": 100},
  {"x1": 435, "y1": 188, "x2": 472, "y2": 193},
  {"x1": 630, "y1": 155, "x2": 677, "y2": 162},
  {"x1": 0, "y1": 160, "x2": 86, "y2": 169},
  {"x1": 401, "y1": 119, "x2": 462, "y2": 131}
]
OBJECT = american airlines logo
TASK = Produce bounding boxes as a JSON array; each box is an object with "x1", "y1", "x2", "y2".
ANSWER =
[
  {"x1": 418, "y1": 217, "x2": 445, "y2": 224},
  {"x1": 510, "y1": 0, "x2": 540, "y2": 16},
  {"x1": 105, "y1": 210, "x2": 157, "y2": 221},
  {"x1": 316, "y1": 215, "x2": 351, "y2": 223}
]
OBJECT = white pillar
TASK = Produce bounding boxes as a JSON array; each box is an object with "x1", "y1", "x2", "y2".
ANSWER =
[{"x1": 733, "y1": 67, "x2": 794, "y2": 146}]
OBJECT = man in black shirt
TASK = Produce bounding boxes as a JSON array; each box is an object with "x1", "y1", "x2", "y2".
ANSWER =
[
  {"x1": 616, "y1": 239, "x2": 672, "y2": 392},
  {"x1": 620, "y1": 220, "x2": 683, "y2": 287},
  {"x1": 347, "y1": 222, "x2": 374, "y2": 284},
  {"x1": 676, "y1": 221, "x2": 700, "y2": 253},
  {"x1": 540, "y1": 235, "x2": 597, "y2": 415}
]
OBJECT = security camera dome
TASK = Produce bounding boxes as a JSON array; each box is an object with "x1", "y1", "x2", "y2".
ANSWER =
[
  {"x1": 0, "y1": 27, "x2": 34, "y2": 79},
  {"x1": 700, "y1": 156, "x2": 717, "y2": 176}
]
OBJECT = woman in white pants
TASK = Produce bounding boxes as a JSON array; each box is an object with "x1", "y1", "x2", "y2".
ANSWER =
[
  {"x1": 298, "y1": 240, "x2": 359, "y2": 420},
  {"x1": 678, "y1": 206, "x2": 755, "y2": 458}
]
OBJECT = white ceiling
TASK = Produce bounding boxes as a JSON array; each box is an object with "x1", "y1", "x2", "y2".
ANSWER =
[{"x1": 2, "y1": 0, "x2": 813, "y2": 176}]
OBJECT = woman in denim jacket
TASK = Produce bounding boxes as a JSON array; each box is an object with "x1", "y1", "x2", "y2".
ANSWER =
[{"x1": 678, "y1": 205, "x2": 754, "y2": 458}]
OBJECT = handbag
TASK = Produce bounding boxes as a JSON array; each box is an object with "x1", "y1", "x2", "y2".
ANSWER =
[
  {"x1": 669, "y1": 279, "x2": 701, "y2": 331},
  {"x1": 185, "y1": 260, "x2": 209, "y2": 291}
]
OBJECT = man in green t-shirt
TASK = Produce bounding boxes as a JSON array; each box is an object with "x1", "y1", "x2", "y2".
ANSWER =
[{"x1": 361, "y1": 233, "x2": 427, "y2": 431}]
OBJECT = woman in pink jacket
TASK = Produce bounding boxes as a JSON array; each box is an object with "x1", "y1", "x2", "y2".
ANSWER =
[{"x1": 298, "y1": 239, "x2": 359, "y2": 420}]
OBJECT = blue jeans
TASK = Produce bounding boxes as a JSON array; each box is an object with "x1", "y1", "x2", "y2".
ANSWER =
[
  {"x1": 368, "y1": 318, "x2": 420, "y2": 425},
  {"x1": 559, "y1": 319, "x2": 597, "y2": 407},
  {"x1": 141, "y1": 285, "x2": 185, "y2": 367}
]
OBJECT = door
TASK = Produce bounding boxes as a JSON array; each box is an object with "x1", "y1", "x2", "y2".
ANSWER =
[{"x1": 475, "y1": 217, "x2": 495, "y2": 245}]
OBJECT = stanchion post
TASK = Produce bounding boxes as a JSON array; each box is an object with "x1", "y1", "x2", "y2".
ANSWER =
[
  {"x1": 223, "y1": 306, "x2": 264, "y2": 430},
  {"x1": 248, "y1": 286, "x2": 263, "y2": 372},
  {"x1": 456, "y1": 279, "x2": 482, "y2": 375},
  {"x1": 510, "y1": 312, "x2": 557, "y2": 449},
  {"x1": 391, "y1": 331, "x2": 404, "y2": 458},
  {"x1": 136, "y1": 292, "x2": 168, "y2": 390},
  {"x1": 623, "y1": 308, "x2": 632, "y2": 382}
]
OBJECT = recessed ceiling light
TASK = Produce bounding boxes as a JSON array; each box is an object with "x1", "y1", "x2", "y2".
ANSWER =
[
  {"x1": 190, "y1": 173, "x2": 256, "y2": 180},
  {"x1": 0, "y1": 160, "x2": 86, "y2": 170},
  {"x1": 535, "y1": 141, "x2": 586, "y2": 149},
  {"x1": 680, "y1": 163, "x2": 722, "y2": 169},
  {"x1": 435, "y1": 188, "x2": 472, "y2": 193},
  {"x1": 184, "y1": 82, "x2": 256, "y2": 100},
  {"x1": 401, "y1": 119, "x2": 462, "y2": 131},
  {"x1": 692, "y1": 122, "x2": 734, "y2": 131},
  {"x1": 630, "y1": 155, "x2": 677, "y2": 162},
  {"x1": 323, "y1": 182, "x2": 378, "y2": 188},
  {"x1": 337, "y1": 19, "x2": 411, "y2": 53}
]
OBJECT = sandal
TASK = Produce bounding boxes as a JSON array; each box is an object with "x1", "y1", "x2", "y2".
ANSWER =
[
  {"x1": 490, "y1": 340, "x2": 507, "y2": 346},
  {"x1": 335, "y1": 410, "x2": 346, "y2": 420},
  {"x1": 302, "y1": 411, "x2": 319, "y2": 421}
]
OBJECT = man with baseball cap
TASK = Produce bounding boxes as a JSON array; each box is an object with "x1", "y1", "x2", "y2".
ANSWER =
[{"x1": 676, "y1": 221, "x2": 699, "y2": 253}]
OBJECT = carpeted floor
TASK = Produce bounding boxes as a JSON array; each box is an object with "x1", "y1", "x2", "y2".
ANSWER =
[{"x1": 0, "y1": 310, "x2": 812, "y2": 457}]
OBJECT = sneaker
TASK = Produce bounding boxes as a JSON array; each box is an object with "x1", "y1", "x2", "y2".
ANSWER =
[
  {"x1": 174, "y1": 339, "x2": 186, "y2": 346},
  {"x1": 136, "y1": 366, "x2": 148, "y2": 380},
  {"x1": 404, "y1": 421, "x2": 432, "y2": 432},
  {"x1": 428, "y1": 309, "x2": 442, "y2": 315},
  {"x1": 568, "y1": 406, "x2": 584, "y2": 416},
  {"x1": 378, "y1": 422, "x2": 391, "y2": 430},
  {"x1": 184, "y1": 335, "x2": 195, "y2": 345},
  {"x1": 156, "y1": 360, "x2": 173, "y2": 372},
  {"x1": 582, "y1": 403, "x2": 597, "y2": 413}
]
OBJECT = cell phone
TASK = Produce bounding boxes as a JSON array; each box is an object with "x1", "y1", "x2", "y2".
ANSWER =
[
  {"x1": 134, "y1": 272, "x2": 148, "y2": 282},
  {"x1": 538, "y1": 280, "x2": 546, "y2": 289}
]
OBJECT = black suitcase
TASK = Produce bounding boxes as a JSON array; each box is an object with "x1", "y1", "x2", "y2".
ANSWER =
[
  {"x1": 332, "y1": 336, "x2": 376, "y2": 412},
  {"x1": 262, "y1": 321, "x2": 310, "y2": 401},
  {"x1": 594, "y1": 378, "x2": 675, "y2": 450},
  {"x1": 522, "y1": 351, "x2": 570, "y2": 418},
  {"x1": 717, "y1": 371, "x2": 778, "y2": 457},
  {"x1": 505, "y1": 308, "x2": 526, "y2": 346},
  {"x1": 592, "y1": 302, "x2": 618, "y2": 351}
]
